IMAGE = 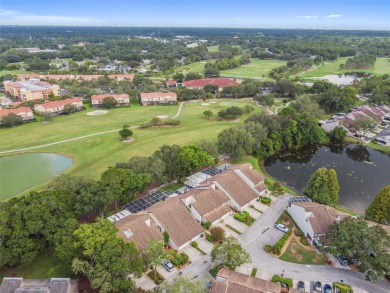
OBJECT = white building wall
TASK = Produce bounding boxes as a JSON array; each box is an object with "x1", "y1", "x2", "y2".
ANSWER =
[
  {"x1": 287, "y1": 204, "x2": 315, "y2": 243},
  {"x1": 177, "y1": 233, "x2": 202, "y2": 252},
  {"x1": 190, "y1": 206, "x2": 202, "y2": 222}
]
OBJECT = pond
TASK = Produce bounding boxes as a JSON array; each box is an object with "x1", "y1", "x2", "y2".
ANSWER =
[
  {"x1": 264, "y1": 144, "x2": 390, "y2": 213},
  {"x1": 0, "y1": 153, "x2": 73, "y2": 200},
  {"x1": 316, "y1": 72, "x2": 370, "y2": 86}
]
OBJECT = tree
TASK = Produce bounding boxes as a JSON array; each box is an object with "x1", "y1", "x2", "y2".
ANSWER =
[
  {"x1": 210, "y1": 226, "x2": 225, "y2": 241},
  {"x1": 211, "y1": 236, "x2": 251, "y2": 270},
  {"x1": 116, "y1": 156, "x2": 166, "y2": 183},
  {"x1": 203, "y1": 110, "x2": 214, "y2": 119},
  {"x1": 329, "y1": 126, "x2": 347, "y2": 144},
  {"x1": 144, "y1": 239, "x2": 167, "y2": 276},
  {"x1": 197, "y1": 140, "x2": 219, "y2": 160},
  {"x1": 218, "y1": 126, "x2": 253, "y2": 160},
  {"x1": 218, "y1": 106, "x2": 243, "y2": 119},
  {"x1": 41, "y1": 112, "x2": 53, "y2": 122},
  {"x1": 160, "y1": 276, "x2": 208, "y2": 293},
  {"x1": 185, "y1": 72, "x2": 202, "y2": 81},
  {"x1": 1, "y1": 113, "x2": 23, "y2": 127},
  {"x1": 365, "y1": 186, "x2": 390, "y2": 224},
  {"x1": 102, "y1": 96, "x2": 118, "y2": 109},
  {"x1": 304, "y1": 167, "x2": 339, "y2": 205},
  {"x1": 291, "y1": 95, "x2": 324, "y2": 119},
  {"x1": 71, "y1": 219, "x2": 142, "y2": 292},
  {"x1": 326, "y1": 218, "x2": 390, "y2": 282},
  {"x1": 355, "y1": 115, "x2": 376, "y2": 134},
  {"x1": 254, "y1": 93, "x2": 275, "y2": 107},
  {"x1": 172, "y1": 72, "x2": 185, "y2": 83},
  {"x1": 119, "y1": 124, "x2": 133, "y2": 141},
  {"x1": 204, "y1": 84, "x2": 219, "y2": 94},
  {"x1": 63, "y1": 104, "x2": 77, "y2": 114}
]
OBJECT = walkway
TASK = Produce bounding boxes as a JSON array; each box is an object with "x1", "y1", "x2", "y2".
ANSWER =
[{"x1": 172, "y1": 102, "x2": 185, "y2": 119}]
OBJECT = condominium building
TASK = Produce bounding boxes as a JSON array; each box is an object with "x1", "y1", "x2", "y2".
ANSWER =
[{"x1": 4, "y1": 79, "x2": 60, "y2": 101}]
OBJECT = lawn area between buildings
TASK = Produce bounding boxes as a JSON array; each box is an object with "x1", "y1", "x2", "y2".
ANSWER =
[
  {"x1": 279, "y1": 238, "x2": 327, "y2": 265},
  {"x1": 0, "y1": 250, "x2": 72, "y2": 279},
  {"x1": 0, "y1": 99, "x2": 262, "y2": 196},
  {"x1": 299, "y1": 57, "x2": 390, "y2": 79}
]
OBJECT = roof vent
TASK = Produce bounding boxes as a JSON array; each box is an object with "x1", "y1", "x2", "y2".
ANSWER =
[
  {"x1": 124, "y1": 228, "x2": 134, "y2": 238},
  {"x1": 145, "y1": 219, "x2": 151, "y2": 227}
]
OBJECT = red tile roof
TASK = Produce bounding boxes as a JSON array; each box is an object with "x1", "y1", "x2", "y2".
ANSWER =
[
  {"x1": 16, "y1": 74, "x2": 41, "y2": 80},
  {"x1": 0, "y1": 107, "x2": 32, "y2": 117},
  {"x1": 183, "y1": 78, "x2": 239, "y2": 88},
  {"x1": 45, "y1": 75, "x2": 72, "y2": 80},
  {"x1": 91, "y1": 93, "x2": 129, "y2": 101},
  {"x1": 140, "y1": 92, "x2": 177, "y2": 99},
  {"x1": 165, "y1": 80, "x2": 177, "y2": 85},
  {"x1": 37, "y1": 98, "x2": 81, "y2": 109},
  {"x1": 76, "y1": 75, "x2": 104, "y2": 80},
  {"x1": 108, "y1": 74, "x2": 134, "y2": 80}
]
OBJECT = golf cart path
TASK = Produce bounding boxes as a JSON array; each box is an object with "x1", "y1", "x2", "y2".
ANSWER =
[{"x1": 0, "y1": 103, "x2": 187, "y2": 155}]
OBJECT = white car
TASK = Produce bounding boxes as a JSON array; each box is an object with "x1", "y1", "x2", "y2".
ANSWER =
[
  {"x1": 162, "y1": 260, "x2": 174, "y2": 272},
  {"x1": 274, "y1": 223, "x2": 289, "y2": 233}
]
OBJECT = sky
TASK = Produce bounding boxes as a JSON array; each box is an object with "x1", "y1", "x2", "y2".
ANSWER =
[{"x1": 0, "y1": 0, "x2": 389, "y2": 30}]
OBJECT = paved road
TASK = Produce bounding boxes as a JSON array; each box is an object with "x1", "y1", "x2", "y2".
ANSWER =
[{"x1": 176, "y1": 195, "x2": 390, "y2": 293}]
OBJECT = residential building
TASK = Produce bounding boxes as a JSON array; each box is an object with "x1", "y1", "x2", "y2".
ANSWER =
[
  {"x1": 4, "y1": 79, "x2": 60, "y2": 101},
  {"x1": 0, "y1": 278, "x2": 78, "y2": 293},
  {"x1": 115, "y1": 212, "x2": 164, "y2": 251},
  {"x1": 179, "y1": 186, "x2": 232, "y2": 225},
  {"x1": 206, "y1": 164, "x2": 267, "y2": 211},
  {"x1": 33, "y1": 98, "x2": 84, "y2": 115},
  {"x1": 287, "y1": 197, "x2": 348, "y2": 244},
  {"x1": 98, "y1": 64, "x2": 131, "y2": 73},
  {"x1": 0, "y1": 107, "x2": 35, "y2": 122},
  {"x1": 147, "y1": 198, "x2": 204, "y2": 251},
  {"x1": 75, "y1": 75, "x2": 104, "y2": 81},
  {"x1": 108, "y1": 74, "x2": 134, "y2": 81},
  {"x1": 90, "y1": 93, "x2": 130, "y2": 107},
  {"x1": 140, "y1": 92, "x2": 177, "y2": 106},
  {"x1": 183, "y1": 78, "x2": 239, "y2": 91},
  {"x1": 210, "y1": 268, "x2": 281, "y2": 293}
]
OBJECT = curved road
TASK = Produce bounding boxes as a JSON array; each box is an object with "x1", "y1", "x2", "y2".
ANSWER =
[
  {"x1": 175, "y1": 196, "x2": 390, "y2": 293},
  {"x1": 0, "y1": 103, "x2": 186, "y2": 155}
]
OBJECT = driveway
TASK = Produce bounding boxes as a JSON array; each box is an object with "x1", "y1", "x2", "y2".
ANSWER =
[{"x1": 221, "y1": 214, "x2": 248, "y2": 234}]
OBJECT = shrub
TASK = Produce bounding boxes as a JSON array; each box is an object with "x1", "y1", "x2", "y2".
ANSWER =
[
  {"x1": 333, "y1": 282, "x2": 353, "y2": 293},
  {"x1": 202, "y1": 221, "x2": 212, "y2": 230},
  {"x1": 299, "y1": 236, "x2": 310, "y2": 246},
  {"x1": 210, "y1": 226, "x2": 225, "y2": 241},
  {"x1": 191, "y1": 241, "x2": 198, "y2": 248},
  {"x1": 147, "y1": 271, "x2": 164, "y2": 285},
  {"x1": 170, "y1": 252, "x2": 189, "y2": 266},
  {"x1": 271, "y1": 275, "x2": 292, "y2": 288},
  {"x1": 263, "y1": 244, "x2": 272, "y2": 253},
  {"x1": 206, "y1": 233, "x2": 214, "y2": 242},
  {"x1": 261, "y1": 196, "x2": 271, "y2": 205},
  {"x1": 294, "y1": 229, "x2": 304, "y2": 236},
  {"x1": 272, "y1": 245, "x2": 281, "y2": 255},
  {"x1": 234, "y1": 211, "x2": 249, "y2": 222},
  {"x1": 163, "y1": 231, "x2": 170, "y2": 245}
]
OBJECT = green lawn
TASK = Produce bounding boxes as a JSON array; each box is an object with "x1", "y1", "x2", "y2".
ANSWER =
[
  {"x1": 299, "y1": 57, "x2": 390, "y2": 79},
  {"x1": 279, "y1": 238, "x2": 327, "y2": 265},
  {"x1": 0, "y1": 99, "x2": 261, "y2": 184},
  {"x1": 0, "y1": 251, "x2": 72, "y2": 279},
  {"x1": 220, "y1": 59, "x2": 286, "y2": 79},
  {"x1": 208, "y1": 45, "x2": 219, "y2": 52},
  {"x1": 0, "y1": 69, "x2": 32, "y2": 76},
  {"x1": 174, "y1": 60, "x2": 214, "y2": 74}
]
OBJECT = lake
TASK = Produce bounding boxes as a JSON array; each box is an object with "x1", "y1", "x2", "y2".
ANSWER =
[
  {"x1": 0, "y1": 153, "x2": 73, "y2": 200},
  {"x1": 264, "y1": 144, "x2": 390, "y2": 213},
  {"x1": 316, "y1": 72, "x2": 370, "y2": 86}
]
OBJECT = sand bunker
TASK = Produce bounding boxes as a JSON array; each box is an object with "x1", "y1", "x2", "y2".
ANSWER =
[
  {"x1": 155, "y1": 115, "x2": 168, "y2": 119},
  {"x1": 202, "y1": 103, "x2": 210, "y2": 106},
  {"x1": 122, "y1": 138, "x2": 135, "y2": 143},
  {"x1": 87, "y1": 110, "x2": 108, "y2": 116}
]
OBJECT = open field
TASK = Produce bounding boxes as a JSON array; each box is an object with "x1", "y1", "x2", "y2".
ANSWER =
[
  {"x1": 207, "y1": 45, "x2": 219, "y2": 52},
  {"x1": 0, "y1": 100, "x2": 261, "y2": 181},
  {"x1": 174, "y1": 60, "x2": 214, "y2": 75},
  {"x1": 220, "y1": 59, "x2": 286, "y2": 79},
  {"x1": 299, "y1": 57, "x2": 390, "y2": 79}
]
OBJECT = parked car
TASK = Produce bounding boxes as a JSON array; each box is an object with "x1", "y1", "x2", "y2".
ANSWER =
[
  {"x1": 162, "y1": 260, "x2": 174, "y2": 272},
  {"x1": 337, "y1": 254, "x2": 348, "y2": 266},
  {"x1": 297, "y1": 281, "x2": 305, "y2": 291},
  {"x1": 274, "y1": 223, "x2": 289, "y2": 233},
  {"x1": 314, "y1": 281, "x2": 322, "y2": 292},
  {"x1": 324, "y1": 284, "x2": 332, "y2": 293}
]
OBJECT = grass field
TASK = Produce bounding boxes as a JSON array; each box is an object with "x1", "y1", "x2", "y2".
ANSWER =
[
  {"x1": 208, "y1": 45, "x2": 219, "y2": 52},
  {"x1": 220, "y1": 59, "x2": 287, "y2": 79},
  {"x1": 0, "y1": 251, "x2": 72, "y2": 279},
  {"x1": 299, "y1": 57, "x2": 390, "y2": 79},
  {"x1": 0, "y1": 100, "x2": 261, "y2": 182},
  {"x1": 279, "y1": 238, "x2": 327, "y2": 265}
]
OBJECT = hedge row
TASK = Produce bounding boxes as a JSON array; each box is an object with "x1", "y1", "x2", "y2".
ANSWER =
[
  {"x1": 206, "y1": 233, "x2": 214, "y2": 242},
  {"x1": 333, "y1": 282, "x2": 353, "y2": 293},
  {"x1": 271, "y1": 275, "x2": 293, "y2": 288},
  {"x1": 191, "y1": 241, "x2": 198, "y2": 248},
  {"x1": 170, "y1": 252, "x2": 189, "y2": 266},
  {"x1": 272, "y1": 230, "x2": 292, "y2": 255},
  {"x1": 234, "y1": 211, "x2": 249, "y2": 222}
]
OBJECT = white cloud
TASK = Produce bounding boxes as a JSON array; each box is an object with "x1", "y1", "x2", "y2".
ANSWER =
[
  {"x1": 233, "y1": 17, "x2": 243, "y2": 21},
  {"x1": 326, "y1": 14, "x2": 343, "y2": 18},
  {"x1": 295, "y1": 16, "x2": 319, "y2": 19},
  {"x1": 0, "y1": 9, "x2": 99, "y2": 25}
]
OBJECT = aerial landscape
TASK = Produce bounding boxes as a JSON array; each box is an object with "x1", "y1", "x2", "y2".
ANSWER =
[{"x1": 0, "y1": 0, "x2": 390, "y2": 293}]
